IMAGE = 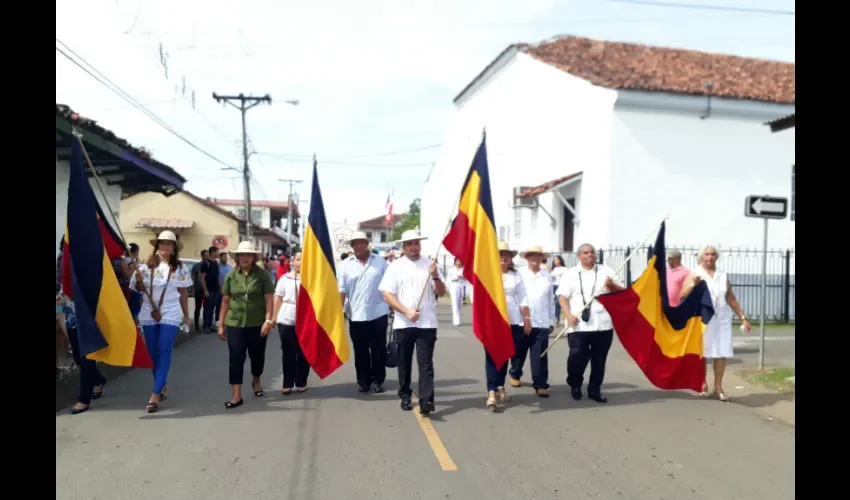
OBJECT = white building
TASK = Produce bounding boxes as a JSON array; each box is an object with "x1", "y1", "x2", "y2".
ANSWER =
[
  {"x1": 355, "y1": 214, "x2": 406, "y2": 252},
  {"x1": 421, "y1": 36, "x2": 795, "y2": 257},
  {"x1": 56, "y1": 104, "x2": 186, "y2": 255},
  {"x1": 212, "y1": 199, "x2": 301, "y2": 246}
]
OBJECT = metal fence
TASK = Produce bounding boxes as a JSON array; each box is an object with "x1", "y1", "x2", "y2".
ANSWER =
[{"x1": 440, "y1": 246, "x2": 795, "y2": 323}]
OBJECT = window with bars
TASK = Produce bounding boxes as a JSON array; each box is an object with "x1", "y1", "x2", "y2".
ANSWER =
[{"x1": 251, "y1": 209, "x2": 263, "y2": 226}]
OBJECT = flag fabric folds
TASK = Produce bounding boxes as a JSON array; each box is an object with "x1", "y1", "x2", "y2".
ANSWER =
[
  {"x1": 596, "y1": 222, "x2": 714, "y2": 392},
  {"x1": 442, "y1": 135, "x2": 515, "y2": 368},
  {"x1": 62, "y1": 135, "x2": 153, "y2": 368},
  {"x1": 296, "y1": 158, "x2": 350, "y2": 378}
]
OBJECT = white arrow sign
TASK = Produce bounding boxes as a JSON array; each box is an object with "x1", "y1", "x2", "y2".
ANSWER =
[{"x1": 752, "y1": 199, "x2": 784, "y2": 214}]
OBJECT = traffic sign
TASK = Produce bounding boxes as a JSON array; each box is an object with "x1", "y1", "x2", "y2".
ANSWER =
[{"x1": 745, "y1": 195, "x2": 788, "y2": 220}]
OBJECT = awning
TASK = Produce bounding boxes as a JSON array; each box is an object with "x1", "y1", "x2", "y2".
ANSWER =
[
  {"x1": 136, "y1": 218, "x2": 195, "y2": 230},
  {"x1": 252, "y1": 227, "x2": 289, "y2": 247},
  {"x1": 515, "y1": 172, "x2": 582, "y2": 198}
]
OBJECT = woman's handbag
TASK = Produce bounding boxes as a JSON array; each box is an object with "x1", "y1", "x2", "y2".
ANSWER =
[{"x1": 385, "y1": 314, "x2": 399, "y2": 368}]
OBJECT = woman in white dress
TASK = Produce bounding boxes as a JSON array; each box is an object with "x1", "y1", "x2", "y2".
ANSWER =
[
  {"x1": 448, "y1": 258, "x2": 468, "y2": 326},
  {"x1": 680, "y1": 245, "x2": 752, "y2": 401}
]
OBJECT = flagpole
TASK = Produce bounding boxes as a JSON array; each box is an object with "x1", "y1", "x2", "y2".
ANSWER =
[
  {"x1": 412, "y1": 129, "x2": 486, "y2": 312},
  {"x1": 541, "y1": 216, "x2": 669, "y2": 358}
]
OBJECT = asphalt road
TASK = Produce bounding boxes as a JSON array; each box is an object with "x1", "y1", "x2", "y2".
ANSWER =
[{"x1": 56, "y1": 305, "x2": 794, "y2": 500}]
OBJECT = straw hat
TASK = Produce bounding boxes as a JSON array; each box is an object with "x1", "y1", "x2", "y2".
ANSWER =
[
  {"x1": 149, "y1": 230, "x2": 183, "y2": 251},
  {"x1": 398, "y1": 229, "x2": 427, "y2": 244},
  {"x1": 520, "y1": 244, "x2": 546, "y2": 258},
  {"x1": 497, "y1": 241, "x2": 517, "y2": 257},
  {"x1": 230, "y1": 240, "x2": 263, "y2": 257},
  {"x1": 349, "y1": 231, "x2": 369, "y2": 245}
]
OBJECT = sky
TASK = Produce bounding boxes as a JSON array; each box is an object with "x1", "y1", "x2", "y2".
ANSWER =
[{"x1": 56, "y1": 0, "x2": 794, "y2": 227}]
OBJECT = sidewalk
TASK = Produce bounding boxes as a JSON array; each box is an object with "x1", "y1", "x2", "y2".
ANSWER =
[{"x1": 722, "y1": 370, "x2": 795, "y2": 426}]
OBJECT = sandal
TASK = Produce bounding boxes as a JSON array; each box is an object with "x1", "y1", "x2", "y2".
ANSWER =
[
  {"x1": 281, "y1": 388, "x2": 292, "y2": 395},
  {"x1": 252, "y1": 382, "x2": 264, "y2": 397},
  {"x1": 716, "y1": 392, "x2": 729, "y2": 402},
  {"x1": 296, "y1": 387, "x2": 308, "y2": 393},
  {"x1": 160, "y1": 386, "x2": 168, "y2": 401},
  {"x1": 145, "y1": 401, "x2": 159, "y2": 413}
]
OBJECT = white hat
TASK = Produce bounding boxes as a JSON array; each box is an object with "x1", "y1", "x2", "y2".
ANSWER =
[
  {"x1": 149, "y1": 230, "x2": 184, "y2": 251},
  {"x1": 497, "y1": 241, "x2": 518, "y2": 257},
  {"x1": 230, "y1": 240, "x2": 262, "y2": 256},
  {"x1": 349, "y1": 231, "x2": 369, "y2": 245},
  {"x1": 520, "y1": 244, "x2": 546, "y2": 258},
  {"x1": 398, "y1": 229, "x2": 427, "y2": 244}
]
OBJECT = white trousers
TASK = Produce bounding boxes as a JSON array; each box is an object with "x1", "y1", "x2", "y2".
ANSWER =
[{"x1": 450, "y1": 282, "x2": 465, "y2": 326}]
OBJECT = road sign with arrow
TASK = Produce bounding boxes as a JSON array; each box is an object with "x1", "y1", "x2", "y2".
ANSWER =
[{"x1": 745, "y1": 195, "x2": 788, "y2": 220}]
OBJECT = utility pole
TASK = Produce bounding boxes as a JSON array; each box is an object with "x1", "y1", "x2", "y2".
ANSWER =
[
  {"x1": 212, "y1": 92, "x2": 272, "y2": 239},
  {"x1": 279, "y1": 179, "x2": 303, "y2": 247}
]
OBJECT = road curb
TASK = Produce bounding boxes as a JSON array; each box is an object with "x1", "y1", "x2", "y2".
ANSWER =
[{"x1": 55, "y1": 329, "x2": 204, "y2": 413}]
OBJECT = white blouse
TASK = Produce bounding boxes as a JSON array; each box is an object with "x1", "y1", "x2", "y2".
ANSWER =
[
  {"x1": 274, "y1": 272, "x2": 300, "y2": 326},
  {"x1": 130, "y1": 262, "x2": 192, "y2": 327},
  {"x1": 502, "y1": 270, "x2": 529, "y2": 326}
]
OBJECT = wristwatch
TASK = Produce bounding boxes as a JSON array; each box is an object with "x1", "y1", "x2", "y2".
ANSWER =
[{"x1": 264, "y1": 319, "x2": 274, "y2": 325}]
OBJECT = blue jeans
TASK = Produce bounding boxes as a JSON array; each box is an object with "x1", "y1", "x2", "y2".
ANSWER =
[
  {"x1": 485, "y1": 349, "x2": 508, "y2": 392},
  {"x1": 203, "y1": 291, "x2": 220, "y2": 329},
  {"x1": 142, "y1": 323, "x2": 179, "y2": 394},
  {"x1": 554, "y1": 291, "x2": 561, "y2": 323},
  {"x1": 509, "y1": 326, "x2": 550, "y2": 390}
]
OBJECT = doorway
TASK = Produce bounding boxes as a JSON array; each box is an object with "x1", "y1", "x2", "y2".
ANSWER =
[{"x1": 562, "y1": 199, "x2": 575, "y2": 251}]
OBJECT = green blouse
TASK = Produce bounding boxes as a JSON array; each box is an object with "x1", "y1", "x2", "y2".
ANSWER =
[{"x1": 222, "y1": 266, "x2": 274, "y2": 328}]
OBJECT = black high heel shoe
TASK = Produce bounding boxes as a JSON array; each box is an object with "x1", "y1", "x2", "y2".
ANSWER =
[
  {"x1": 91, "y1": 381, "x2": 107, "y2": 400},
  {"x1": 252, "y1": 382, "x2": 264, "y2": 397},
  {"x1": 225, "y1": 399, "x2": 244, "y2": 409}
]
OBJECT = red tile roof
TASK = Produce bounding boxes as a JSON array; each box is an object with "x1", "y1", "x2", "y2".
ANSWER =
[
  {"x1": 136, "y1": 218, "x2": 194, "y2": 229},
  {"x1": 516, "y1": 172, "x2": 582, "y2": 198},
  {"x1": 521, "y1": 36, "x2": 794, "y2": 104},
  {"x1": 358, "y1": 214, "x2": 406, "y2": 230}
]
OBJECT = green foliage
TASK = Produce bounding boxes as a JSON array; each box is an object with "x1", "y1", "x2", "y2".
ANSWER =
[{"x1": 391, "y1": 198, "x2": 421, "y2": 241}]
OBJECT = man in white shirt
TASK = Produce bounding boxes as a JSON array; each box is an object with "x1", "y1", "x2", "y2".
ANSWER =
[
  {"x1": 557, "y1": 243, "x2": 625, "y2": 403},
  {"x1": 378, "y1": 230, "x2": 446, "y2": 415},
  {"x1": 511, "y1": 245, "x2": 557, "y2": 398},
  {"x1": 339, "y1": 231, "x2": 390, "y2": 394}
]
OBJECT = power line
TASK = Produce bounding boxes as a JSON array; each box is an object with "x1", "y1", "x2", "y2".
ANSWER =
[
  {"x1": 256, "y1": 144, "x2": 442, "y2": 160},
  {"x1": 255, "y1": 156, "x2": 435, "y2": 168},
  {"x1": 606, "y1": 0, "x2": 794, "y2": 15},
  {"x1": 55, "y1": 39, "x2": 236, "y2": 170}
]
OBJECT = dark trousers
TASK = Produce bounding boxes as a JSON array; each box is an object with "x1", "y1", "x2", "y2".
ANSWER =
[
  {"x1": 395, "y1": 327, "x2": 437, "y2": 408},
  {"x1": 349, "y1": 315, "x2": 388, "y2": 388},
  {"x1": 278, "y1": 324, "x2": 310, "y2": 389},
  {"x1": 67, "y1": 327, "x2": 106, "y2": 406},
  {"x1": 566, "y1": 329, "x2": 614, "y2": 394},
  {"x1": 214, "y1": 293, "x2": 223, "y2": 323},
  {"x1": 203, "y1": 291, "x2": 220, "y2": 329},
  {"x1": 509, "y1": 326, "x2": 550, "y2": 389},
  {"x1": 193, "y1": 289, "x2": 205, "y2": 327},
  {"x1": 485, "y1": 350, "x2": 508, "y2": 392},
  {"x1": 226, "y1": 326, "x2": 268, "y2": 385}
]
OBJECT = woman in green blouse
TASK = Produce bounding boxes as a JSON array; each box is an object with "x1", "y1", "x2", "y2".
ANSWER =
[{"x1": 218, "y1": 241, "x2": 275, "y2": 409}]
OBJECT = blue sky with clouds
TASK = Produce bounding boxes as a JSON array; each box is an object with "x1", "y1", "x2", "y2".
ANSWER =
[{"x1": 56, "y1": 0, "x2": 794, "y2": 225}]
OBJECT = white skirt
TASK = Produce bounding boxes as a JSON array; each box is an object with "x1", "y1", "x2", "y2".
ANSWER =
[{"x1": 703, "y1": 314, "x2": 733, "y2": 359}]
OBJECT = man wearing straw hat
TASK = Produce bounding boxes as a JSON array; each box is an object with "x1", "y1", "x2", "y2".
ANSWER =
[
  {"x1": 557, "y1": 243, "x2": 625, "y2": 403},
  {"x1": 338, "y1": 231, "x2": 390, "y2": 394},
  {"x1": 378, "y1": 229, "x2": 446, "y2": 415}
]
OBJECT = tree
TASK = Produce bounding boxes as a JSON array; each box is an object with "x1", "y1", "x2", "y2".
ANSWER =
[{"x1": 391, "y1": 198, "x2": 421, "y2": 241}]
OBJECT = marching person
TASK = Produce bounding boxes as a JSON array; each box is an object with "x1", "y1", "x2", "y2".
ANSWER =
[
  {"x1": 273, "y1": 252, "x2": 311, "y2": 394},
  {"x1": 485, "y1": 242, "x2": 530, "y2": 409},
  {"x1": 218, "y1": 241, "x2": 276, "y2": 409},
  {"x1": 680, "y1": 245, "x2": 751, "y2": 401},
  {"x1": 131, "y1": 231, "x2": 192, "y2": 413},
  {"x1": 510, "y1": 245, "x2": 556, "y2": 397},
  {"x1": 665, "y1": 249, "x2": 690, "y2": 307},
  {"x1": 379, "y1": 230, "x2": 446, "y2": 415},
  {"x1": 339, "y1": 231, "x2": 390, "y2": 393},
  {"x1": 447, "y1": 258, "x2": 468, "y2": 326},
  {"x1": 200, "y1": 246, "x2": 221, "y2": 333},
  {"x1": 550, "y1": 255, "x2": 568, "y2": 325},
  {"x1": 557, "y1": 243, "x2": 624, "y2": 404}
]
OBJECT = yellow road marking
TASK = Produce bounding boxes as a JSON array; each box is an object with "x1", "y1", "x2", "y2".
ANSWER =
[{"x1": 412, "y1": 398, "x2": 458, "y2": 472}]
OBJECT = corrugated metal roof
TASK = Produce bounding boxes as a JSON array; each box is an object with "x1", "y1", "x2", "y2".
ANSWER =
[{"x1": 136, "y1": 218, "x2": 195, "y2": 229}]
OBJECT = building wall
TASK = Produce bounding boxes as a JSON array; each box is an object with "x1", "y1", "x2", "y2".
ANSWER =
[
  {"x1": 218, "y1": 204, "x2": 270, "y2": 228},
  {"x1": 609, "y1": 92, "x2": 795, "y2": 249},
  {"x1": 55, "y1": 158, "x2": 122, "y2": 256},
  {"x1": 420, "y1": 52, "x2": 618, "y2": 257},
  {"x1": 120, "y1": 192, "x2": 241, "y2": 261}
]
